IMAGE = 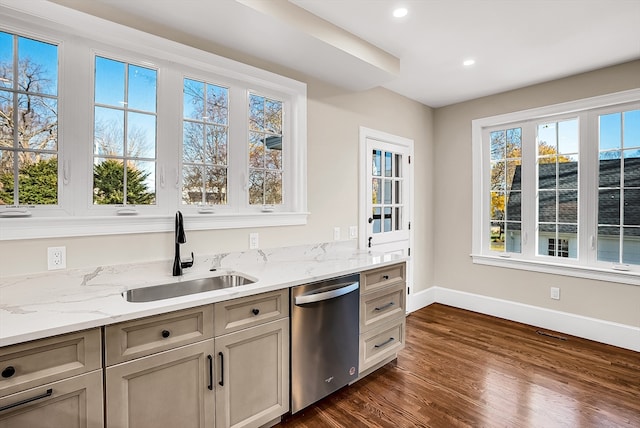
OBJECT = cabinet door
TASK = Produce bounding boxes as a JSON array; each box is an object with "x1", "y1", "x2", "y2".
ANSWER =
[
  {"x1": 105, "y1": 340, "x2": 215, "y2": 428},
  {"x1": 215, "y1": 318, "x2": 289, "y2": 428},
  {"x1": 0, "y1": 370, "x2": 103, "y2": 428}
]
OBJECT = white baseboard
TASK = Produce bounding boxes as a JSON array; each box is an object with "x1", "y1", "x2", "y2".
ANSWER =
[{"x1": 406, "y1": 286, "x2": 639, "y2": 352}]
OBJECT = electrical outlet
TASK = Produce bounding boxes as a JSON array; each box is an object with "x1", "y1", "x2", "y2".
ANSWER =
[
  {"x1": 47, "y1": 246, "x2": 66, "y2": 270},
  {"x1": 249, "y1": 232, "x2": 259, "y2": 249},
  {"x1": 550, "y1": 287, "x2": 560, "y2": 300},
  {"x1": 349, "y1": 226, "x2": 358, "y2": 239},
  {"x1": 333, "y1": 227, "x2": 341, "y2": 241}
]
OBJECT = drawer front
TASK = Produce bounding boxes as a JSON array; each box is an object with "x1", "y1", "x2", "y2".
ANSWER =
[
  {"x1": 214, "y1": 289, "x2": 288, "y2": 336},
  {"x1": 361, "y1": 263, "x2": 405, "y2": 294},
  {"x1": 0, "y1": 370, "x2": 103, "y2": 427},
  {"x1": 360, "y1": 282, "x2": 406, "y2": 333},
  {"x1": 105, "y1": 305, "x2": 213, "y2": 366},
  {"x1": 0, "y1": 329, "x2": 101, "y2": 398},
  {"x1": 359, "y1": 318, "x2": 405, "y2": 373}
]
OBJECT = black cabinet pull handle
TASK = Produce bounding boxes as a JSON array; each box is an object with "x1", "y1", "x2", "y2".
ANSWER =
[
  {"x1": 382, "y1": 275, "x2": 389, "y2": 280},
  {"x1": 161, "y1": 330, "x2": 171, "y2": 338},
  {"x1": 218, "y1": 352, "x2": 224, "y2": 386},
  {"x1": 0, "y1": 388, "x2": 53, "y2": 413},
  {"x1": 207, "y1": 355, "x2": 213, "y2": 390},
  {"x1": 1, "y1": 366, "x2": 16, "y2": 378},
  {"x1": 251, "y1": 308, "x2": 260, "y2": 316},
  {"x1": 374, "y1": 302, "x2": 395, "y2": 311},
  {"x1": 368, "y1": 237, "x2": 372, "y2": 248},
  {"x1": 374, "y1": 337, "x2": 395, "y2": 348},
  {"x1": 368, "y1": 217, "x2": 373, "y2": 224}
]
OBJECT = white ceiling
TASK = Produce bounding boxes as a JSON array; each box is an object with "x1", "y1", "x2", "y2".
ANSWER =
[{"x1": 48, "y1": 0, "x2": 640, "y2": 107}]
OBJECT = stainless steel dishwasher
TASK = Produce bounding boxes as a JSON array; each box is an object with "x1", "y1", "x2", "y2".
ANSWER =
[{"x1": 290, "y1": 273, "x2": 360, "y2": 414}]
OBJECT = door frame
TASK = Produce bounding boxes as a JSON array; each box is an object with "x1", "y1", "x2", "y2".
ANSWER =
[{"x1": 358, "y1": 126, "x2": 414, "y2": 298}]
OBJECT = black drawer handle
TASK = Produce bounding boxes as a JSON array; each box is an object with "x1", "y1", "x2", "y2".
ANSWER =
[
  {"x1": 374, "y1": 337, "x2": 395, "y2": 348},
  {"x1": 1, "y1": 366, "x2": 16, "y2": 378},
  {"x1": 218, "y1": 352, "x2": 224, "y2": 386},
  {"x1": 207, "y1": 355, "x2": 213, "y2": 391},
  {"x1": 251, "y1": 308, "x2": 260, "y2": 316},
  {"x1": 0, "y1": 388, "x2": 53, "y2": 413},
  {"x1": 374, "y1": 302, "x2": 395, "y2": 312},
  {"x1": 382, "y1": 275, "x2": 390, "y2": 280},
  {"x1": 161, "y1": 330, "x2": 171, "y2": 338}
]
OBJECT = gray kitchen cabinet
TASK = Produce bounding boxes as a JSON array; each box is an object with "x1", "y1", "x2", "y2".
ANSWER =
[
  {"x1": 214, "y1": 290, "x2": 290, "y2": 428},
  {"x1": 0, "y1": 329, "x2": 103, "y2": 428},
  {"x1": 358, "y1": 262, "x2": 406, "y2": 375},
  {"x1": 104, "y1": 305, "x2": 215, "y2": 428}
]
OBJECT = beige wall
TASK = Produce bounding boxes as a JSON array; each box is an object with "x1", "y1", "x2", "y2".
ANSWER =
[
  {"x1": 0, "y1": 75, "x2": 434, "y2": 294},
  {"x1": 433, "y1": 60, "x2": 640, "y2": 327}
]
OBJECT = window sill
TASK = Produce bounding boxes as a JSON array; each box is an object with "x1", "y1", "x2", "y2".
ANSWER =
[
  {"x1": 471, "y1": 254, "x2": 640, "y2": 286},
  {"x1": 0, "y1": 212, "x2": 309, "y2": 240}
]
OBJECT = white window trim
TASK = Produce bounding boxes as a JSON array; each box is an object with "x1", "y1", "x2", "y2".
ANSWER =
[
  {"x1": 472, "y1": 88, "x2": 640, "y2": 286},
  {"x1": 0, "y1": 1, "x2": 308, "y2": 240}
]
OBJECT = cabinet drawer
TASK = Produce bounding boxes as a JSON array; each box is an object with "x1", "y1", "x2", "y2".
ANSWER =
[
  {"x1": 0, "y1": 370, "x2": 103, "y2": 427},
  {"x1": 0, "y1": 329, "x2": 101, "y2": 398},
  {"x1": 361, "y1": 263, "x2": 405, "y2": 294},
  {"x1": 214, "y1": 289, "x2": 288, "y2": 336},
  {"x1": 359, "y1": 318, "x2": 405, "y2": 373},
  {"x1": 360, "y1": 282, "x2": 406, "y2": 333},
  {"x1": 105, "y1": 305, "x2": 213, "y2": 366}
]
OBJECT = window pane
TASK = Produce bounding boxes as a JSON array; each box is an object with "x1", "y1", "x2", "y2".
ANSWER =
[
  {"x1": 372, "y1": 149, "x2": 381, "y2": 176},
  {"x1": 506, "y1": 160, "x2": 520, "y2": 190},
  {"x1": 384, "y1": 151, "x2": 392, "y2": 177},
  {"x1": 0, "y1": 150, "x2": 14, "y2": 204},
  {"x1": 372, "y1": 178, "x2": 380, "y2": 204},
  {"x1": 599, "y1": 112, "x2": 621, "y2": 151},
  {"x1": 506, "y1": 190, "x2": 521, "y2": 222},
  {"x1": 183, "y1": 78, "x2": 204, "y2": 121},
  {"x1": 248, "y1": 170, "x2": 264, "y2": 205},
  {"x1": 490, "y1": 191, "x2": 505, "y2": 220},
  {"x1": 17, "y1": 94, "x2": 57, "y2": 151},
  {"x1": 183, "y1": 122, "x2": 204, "y2": 163},
  {"x1": 207, "y1": 84, "x2": 228, "y2": 126},
  {"x1": 207, "y1": 125, "x2": 228, "y2": 166},
  {"x1": 490, "y1": 130, "x2": 505, "y2": 161},
  {"x1": 598, "y1": 226, "x2": 620, "y2": 263},
  {"x1": 623, "y1": 189, "x2": 640, "y2": 226},
  {"x1": 538, "y1": 123, "x2": 557, "y2": 154},
  {"x1": 558, "y1": 190, "x2": 577, "y2": 223},
  {"x1": 538, "y1": 160, "x2": 556, "y2": 190},
  {"x1": 249, "y1": 132, "x2": 264, "y2": 168},
  {"x1": 395, "y1": 180, "x2": 401, "y2": 204},
  {"x1": 558, "y1": 161, "x2": 578, "y2": 189},
  {"x1": 264, "y1": 171, "x2": 282, "y2": 204},
  {"x1": 506, "y1": 128, "x2": 521, "y2": 157},
  {"x1": 383, "y1": 207, "x2": 392, "y2": 232},
  {"x1": 0, "y1": 32, "x2": 13, "y2": 89},
  {"x1": 182, "y1": 165, "x2": 203, "y2": 205},
  {"x1": 0, "y1": 91, "x2": 12, "y2": 148},
  {"x1": 598, "y1": 155, "x2": 621, "y2": 187},
  {"x1": 490, "y1": 222, "x2": 505, "y2": 252},
  {"x1": 558, "y1": 119, "x2": 579, "y2": 154},
  {"x1": 384, "y1": 179, "x2": 392, "y2": 204},
  {"x1": 93, "y1": 158, "x2": 124, "y2": 204},
  {"x1": 372, "y1": 207, "x2": 381, "y2": 233},
  {"x1": 491, "y1": 161, "x2": 505, "y2": 191},
  {"x1": 623, "y1": 150, "x2": 640, "y2": 187},
  {"x1": 249, "y1": 94, "x2": 264, "y2": 132},
  {"x1": 264, "y1": 98, "x2": 282, "y2": 134},
  {"x1": 623, "y1": 227, "x2": 640, "y2": 265},
  {"x1": 127, "y1": 112, "x2": 155, "y2": 158},
  {"x1": 17, "y1": 154, "x2": 57, "y2": 205},
  {"x1": 19, "y1": 36, "x2": 57, "y2": 96},
  {"x1": 205, "y1": 165, "x2": 227, "y2": 205},
  {"x1": 395, "y1": 207, "x2": 402, "y2": 231},
  {"x1": 538, "y1": 191, "x2": 556, "y2": 223},
  {"x1": 127, "y1": 64, "x2": 156, "y2": 112},
  {"x1": 598, "y1": 189, "x2": 620, "y2": 225},
  {"x1": 95, "y1": 56, "x2": 125, "y2": 107},
  {"x1": 265, "y1": 137, "x2": 282, "y2": 169},
  {"x1": 94, "y1": 107, "x2": 124, "y2": 156},
  {"x1": 127, "y1": 160, "x2": 155, "y2": 204},
  {"x1": 394, "y1": 154, "x2": 402, "y2": 177},
  {"x1": 505, "y1": 222, "x2": 521, "y2": 253},
  {"x1": 623, "y1": 110, "x2": 640, "y2": 148}
]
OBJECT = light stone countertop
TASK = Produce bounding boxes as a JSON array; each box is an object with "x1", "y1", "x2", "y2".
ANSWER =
[{"x1": 0, "y1": 241, "x2": 406, "y2": 347}]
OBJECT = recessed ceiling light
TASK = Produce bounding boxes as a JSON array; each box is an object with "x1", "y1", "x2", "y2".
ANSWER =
[
  {"x1": 463, "y1": 59, "x2": 476, "y2": 66},
  {"x1": 393, "y1": 7, "x2": 408, "y2": 18}
]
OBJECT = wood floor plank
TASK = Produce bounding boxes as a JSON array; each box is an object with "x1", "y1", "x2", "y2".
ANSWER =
[{"x1": 277, "y1": 303, "x2": 640, "y2": 428}]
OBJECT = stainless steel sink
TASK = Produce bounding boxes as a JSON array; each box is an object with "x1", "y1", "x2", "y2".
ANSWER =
[{"x1": 123, "y1": 274, "x2": 255, "y2": 303}]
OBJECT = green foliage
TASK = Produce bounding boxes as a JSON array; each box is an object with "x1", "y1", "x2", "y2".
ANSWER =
[
  {"x1": 0, "y1": 157, "x2": 58, "y2": 205},
  {"x1": 93, "y1": 159, "x2": 155, "y2": 205}
]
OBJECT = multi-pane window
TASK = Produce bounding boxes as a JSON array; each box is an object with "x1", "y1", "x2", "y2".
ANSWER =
[
  {"x1": 182, "y1": 78, "x2": 229, "y2": 206},
  {"x1": 0, "y1": 31, "x2": 58, "y2": 206},
  {"x1": 371, "y1": 149, "x2": 404, "y2": 234},
  {"x1": 537, "y1": 119, "x2": 578, "y2": 258},
  {"x1": 490, "y1": 127, "x2": 522, "y2": 253},
  {"x1": 597, "y1": 109, "x2": 640, "y2": 265},
  {"x1": 93, "y1": 56, "x2": 157, "y2": 205},
  {"x1": 248, "y1": 93, "x2": 283, "y2": 206},
  {"x1": 474, "y1": 94, "x2": 640, "y2": 280}
]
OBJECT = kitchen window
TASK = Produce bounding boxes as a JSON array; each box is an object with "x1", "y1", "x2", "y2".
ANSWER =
[
  {"x1": 472, "y1": 90, "x2": 640, "y2": 284},
  {"x1": 0, "y1": 31, "x2": 59, "y2": 208},
  {"x1": 0, "y1": 8, "x2": 307, "y2": 239}
]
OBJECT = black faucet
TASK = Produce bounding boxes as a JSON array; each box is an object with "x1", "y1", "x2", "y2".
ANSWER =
[{"x1": 172, "y1": 211, "x2": 194, "y2": 276}]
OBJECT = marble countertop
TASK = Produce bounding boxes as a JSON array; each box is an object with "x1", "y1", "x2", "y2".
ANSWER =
[{"x1": 0, "y1": 242, "x2": 406, "y2": 347}]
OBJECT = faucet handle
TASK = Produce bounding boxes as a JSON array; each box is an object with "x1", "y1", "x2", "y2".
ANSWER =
[{"x1": 181, "y1": 252, "x2": 194, "y2": 269}]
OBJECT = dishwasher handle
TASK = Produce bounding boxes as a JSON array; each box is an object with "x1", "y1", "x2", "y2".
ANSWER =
[{"x1": 294, "y1": 282, "x2": 359, "y2": 305}]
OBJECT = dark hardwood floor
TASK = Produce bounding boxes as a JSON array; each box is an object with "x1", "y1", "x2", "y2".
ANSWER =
[{"x1": 277, "y1": 303, "x2": 640, "y2": 428}]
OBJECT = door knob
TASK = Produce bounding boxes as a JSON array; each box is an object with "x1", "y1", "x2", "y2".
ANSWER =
[{"x1": 368, "y1": 217, "x2": 373, "y2": 224}]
